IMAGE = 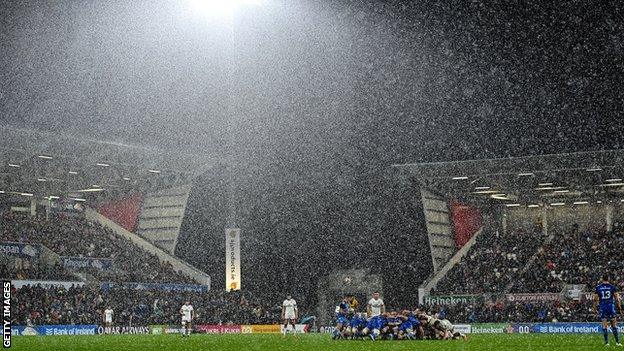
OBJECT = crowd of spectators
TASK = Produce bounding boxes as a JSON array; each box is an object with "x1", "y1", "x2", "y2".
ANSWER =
[
  {"x1": 1, "y1": 211, "x2": 193, "y2": 284},
  {"x1": 12, "y1": 284, "x2": 282, "y2": 326},
  {"x1": 434, "y1": 226, "x2": 545, "y2": 294},
  {"x1": 426, "y1": 298, "x2": 594, "y2": 324},
  {"x1": 6, "y1": 209, "x2": 624, "y2": 326},
  {"x1": 511, "y1": 225, "x2": 624, "y2": 293},
  {"x1": 426, "y1": 223, "x2": 624, "y2": 324},
  {"x1": 0, "y1": 258, "x2": 75, "y2": 281}
]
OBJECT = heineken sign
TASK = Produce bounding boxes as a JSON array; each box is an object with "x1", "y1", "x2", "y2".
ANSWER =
[
  {"x1": 471, "y1": 323, "x2": 513, "y2": 334},
  {"x1": 423, "y1": 295, "x2": 479, "y2": 305}
]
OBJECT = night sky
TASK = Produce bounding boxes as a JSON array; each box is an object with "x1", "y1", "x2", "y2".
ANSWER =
[{"x1": 2, "y1": 0, "x2": 623, "y2": 309}]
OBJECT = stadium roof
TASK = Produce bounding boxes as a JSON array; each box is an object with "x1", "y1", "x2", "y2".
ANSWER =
[
  {"x1": 0, "y1": 126, "x2": 218, "y2": 202},
  {"x1": 393, "y1": 149, "x2": 624, "y2": 207}
]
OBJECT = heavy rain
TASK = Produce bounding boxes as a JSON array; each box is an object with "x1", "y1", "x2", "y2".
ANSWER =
[{"x1": 1, "y1": 0, "x2": 623, "y2": 350}]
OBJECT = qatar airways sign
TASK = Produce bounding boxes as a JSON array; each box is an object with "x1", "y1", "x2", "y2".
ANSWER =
[{"x1": 225, "y1": 228, "x2": 241, "y2": 291}]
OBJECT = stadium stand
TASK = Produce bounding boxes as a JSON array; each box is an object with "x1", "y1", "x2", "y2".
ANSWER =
[
  {"x1": 11, "y1": 284, "x2": 281, "y2": 326},
  {"x1": 433, "y1": 226, "x2": 545, "y2": 294},
  {"x1": 511, "y1": 225, "x2": 624, "y2": 293},
  {"x1": 0, "y1": 259, "x2": 74, "y2": 281},
  {"x1": 420, "y1": 223, "x2": 624, "y2": 324},
  {"x1": 1, "y1": 211, "x2": 193, "y2": 284},
  {"x1": 426, "y1": 298, "x2": 594, "y2": 324}
]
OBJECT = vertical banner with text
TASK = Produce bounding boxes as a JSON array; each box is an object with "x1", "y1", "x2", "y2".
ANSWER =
[{"x1": 225, "y1": 229, "x2": 241, "y2": 291}]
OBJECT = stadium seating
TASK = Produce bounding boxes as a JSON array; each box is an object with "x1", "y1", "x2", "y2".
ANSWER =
[
  {"x1": 1, "y1": 211, "x2": 193, "y2": 284},
  {"x1": 0, "y1": 259, "x2": 75, "y2": 281},
  {"x1": 4, "y1": 210, "x2": 620, "y2": 326},
  {"x1": 425, "y1": 298, "x2": 593, "y2": 324},
  {"x1": 433, "y1": 227, "x2": 545, "y2": 294},
  {"x1": 511, "y1": 225, "x2": 624, "y2": 293},
  {"x1": 11, "y1": 284, "x2": 281, "y2": 326},
  {"x1": 423, "y1": 224, "x2": 624, "y2": 324}
]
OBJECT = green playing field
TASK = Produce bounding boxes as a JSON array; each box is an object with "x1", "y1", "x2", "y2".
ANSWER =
[{"x1": 7, "y1": 333, "x2": 613, "y2": 351}]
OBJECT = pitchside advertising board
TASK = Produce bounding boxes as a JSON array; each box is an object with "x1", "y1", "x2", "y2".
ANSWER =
[
  {"x1": 11, "y1": 325, "x2": 98, "y2": 336},
  {"x1": 147, "y1": 324, "x2": 310, "y2": 334},
  {"x1": 97, "y1": 326, "x2": 150, "y2": 335},
  {"x1": 14, "y1": 325, "x2": 198, "y2": 336},
  {"x1": 513, "y1": 323, "x2": 624, "y2": 334},
  {"x1": 470, "y1": 323, "x2": 513, "y2": 334},
  {"x1": 225, "y1": 228, "x2": 241, "y2": 292},
  {"x1": 468, "y1": 323, "x2": 624, "y2": 334},
  {"x1": 12, "y1": 323, "x2": 624, "y2": 336}
]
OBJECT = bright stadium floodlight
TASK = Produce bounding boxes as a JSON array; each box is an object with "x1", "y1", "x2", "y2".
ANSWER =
[{"x1": 189, "y1": 0, "x2": 263, "y2": 18}]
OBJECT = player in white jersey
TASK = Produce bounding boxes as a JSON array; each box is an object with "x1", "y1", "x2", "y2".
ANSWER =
[
  {"x1": 281, "y1": 294, "x2": 298, "y2": 335},
  {"x1": 180, "y1": 301, "x2": 194, "y2": 337},
  {"x1": 103, "y1": 307, "x2": 113, "y2": 327},
  {"x1": 367, "y1": 292, "x2": 385, "y2": 318},
  {"x1": 434, "y1": 318, "x2": 467, "y2": 340},
  {"x1": 417, "y1": 312, "x2": 467, "y2": 341}
]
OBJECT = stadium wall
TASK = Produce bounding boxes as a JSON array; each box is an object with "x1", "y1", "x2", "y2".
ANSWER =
[
  {"x1": 420, "y1": 189, "x2": 455, "y2": 272},
  {"x1": 137, "y1": 185, "x2": 192, "y2": 254}
]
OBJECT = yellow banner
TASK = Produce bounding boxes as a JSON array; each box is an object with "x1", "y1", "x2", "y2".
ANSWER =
[{"x1": 250, "y1": 324, "x2": 280, "y2": 333}]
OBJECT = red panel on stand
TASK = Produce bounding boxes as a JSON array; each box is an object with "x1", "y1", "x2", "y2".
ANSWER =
[
  {"x1": 96, "y1": 194, "x2": 143, "y2": 232},
  {"x1": 450, "y1": 201, "x2": 483, "y2": 248}
]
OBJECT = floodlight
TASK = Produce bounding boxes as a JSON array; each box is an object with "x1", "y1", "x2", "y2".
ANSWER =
[{"x1": 189, "y1": 0, "x2": 263, "y2": 18}]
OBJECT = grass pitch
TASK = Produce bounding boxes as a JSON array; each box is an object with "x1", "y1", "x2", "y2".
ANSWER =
[{"x1": 10, "y1": 333, "x2": 610, "y2": 351}]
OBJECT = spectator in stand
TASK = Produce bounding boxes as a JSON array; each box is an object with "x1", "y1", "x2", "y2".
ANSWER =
[
  {"x1": 1, "y1": 211, "x2": 193, "y2": 284},
  {"x1": 11, "y1": 284, "x2": 281, "y2": 326},
  {"x1": 0, "y1": 258, "x2": 75, "y2": 281},
  {"x1": 434, "y1": 226, "x2": 545, "y2": 295},
  {"x1": 511, "y1": 225, "x2": 624, "y2": 293}
]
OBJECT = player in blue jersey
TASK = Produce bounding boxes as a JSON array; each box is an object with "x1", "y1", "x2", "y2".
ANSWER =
[
  {"x1": 383, "y1": 311, "x2": 402, "y2": 340},
  {"x1": 347, "y1": 312, "x2": 367, "y2": 339},
  {"x1": 332, "y1": 298, "x2": 351, "y2": 339},
  {"x1": 594, "y1": 275, "x2": 622, "y2": 346},
  {"x1": 397, "y1": 310, "x2": 419, "y2": 340},
  {"x1": 362, "y1": 313, "x2": 386, "y2": 341}
]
